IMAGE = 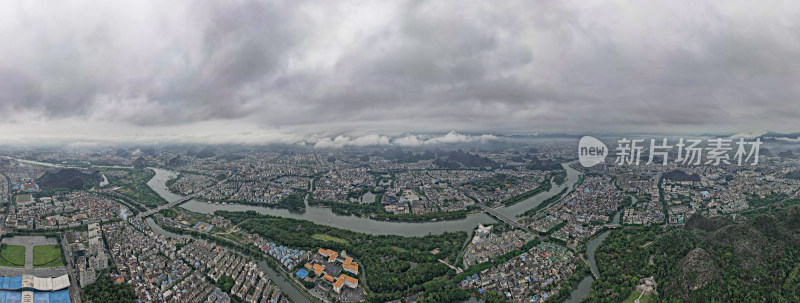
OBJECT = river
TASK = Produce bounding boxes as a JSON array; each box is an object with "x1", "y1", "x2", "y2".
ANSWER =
[
  {"x1": 3, "y1": 156, "x2": 581, "y2": 236},
  {"x1": 564, "y1": 196, "x2": 638, "y2": 303},
  {"x1": 142, "y1": 166, "x2": 585, "y2": 303},
  {"x1": 145, "y1": 163, "x2": 581, "y2": 236},
  {"x1": 144, "y1": 164, "x2": 579, "y2": 302},
  {"x1": 4, "y1": 157, "x2": 132, "y2": 169},
  {"x1": 12, "y1": 156, "x2": 585, "y2": 302}
]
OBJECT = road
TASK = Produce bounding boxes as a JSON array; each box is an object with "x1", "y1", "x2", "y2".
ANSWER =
[
  {"x1": 135, "y1": 174, "x2": 234, "y2": 219},
  {"x1": 135, "y1": 191, "x2": 202, "y2": 219},
  {"x1": 438, "y1": 259, "x2": 463, "y2": 274},
  {"x1": 61, "y1": 234, "x2": 82, "y2": 303},
  {"x1": 478, "y1": 204, "x2": 528, "y2": 231},
  {"x1": 0, "y1": 173, "x2": 10, "y2": 236}
]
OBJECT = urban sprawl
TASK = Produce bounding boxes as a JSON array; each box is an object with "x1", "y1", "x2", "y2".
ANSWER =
[{"x1": 0, "y1": 138, "x2": 798, "y2": 303}]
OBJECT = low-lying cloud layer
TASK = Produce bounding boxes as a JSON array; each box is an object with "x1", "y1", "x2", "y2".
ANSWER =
[
  {"x1": 1, "y1": 0, "x2": 799, "y2": 143},
  {"x1": 314, "y1": 131, "x2": 499, "y2": 148},
  {"x1": 0, "y1": 116, "x2": 497, "y2": 147}
]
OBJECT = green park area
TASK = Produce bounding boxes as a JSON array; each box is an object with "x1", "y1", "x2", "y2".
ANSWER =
[
  {"x1": 105, "y1": 168, "x2": 166, "y2": 209},
  {"x1": 0, "y1": 245, "x2": 25, "y2": 268},
  {"x1": 622, "y1": 291, "x2": 653, "y2": 303},
  {"x1": 217, "y1": 210, "x2": 468, "y2": 302},
  {"x1": 33, "y1": 245, "x2": 65, "y2": 268},
  {"x1": 311, "y1": 233, "x2": 349, "y2": 244},
  {"x1": 391, "y1": 246, "x2": 409, "y2": 253}
]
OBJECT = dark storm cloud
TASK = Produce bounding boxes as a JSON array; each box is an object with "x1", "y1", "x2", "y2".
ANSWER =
[{"x1": 0, "y1": 0, "x2": 799, "y2": 143}]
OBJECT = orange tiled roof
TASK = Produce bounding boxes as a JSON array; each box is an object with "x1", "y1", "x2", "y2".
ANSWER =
[
  {"x1": 333, "y1": 276, "x2": 345, "y2": 289},
  {"x1": 313, "y1": 263, "x2": 325, "y2": 276},
  {"x1": 343, "y1": 274, "x2": 358, "y2": 285},
  {"x1": 319, "y1": 248, "x2": 338, "y2": 259},
  {"x1": 343, "y1": 262, "x2": 358, "y2": 273},
  {"x1": 323, "y1": 274, "x2": 335, "y2": 283}
]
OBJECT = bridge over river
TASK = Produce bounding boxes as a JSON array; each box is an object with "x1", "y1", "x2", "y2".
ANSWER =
[
  {"x1": 136, "y1": 174, "x2": 234, "y2": 219},
  {"x1": 478, "y1": 204, "x2": 527, "y2": 230}
]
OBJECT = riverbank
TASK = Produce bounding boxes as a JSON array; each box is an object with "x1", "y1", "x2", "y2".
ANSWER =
[
  {"x1": 11, "y1": 156, "x2": 589, "y2": 302},
  {"x1": 308, "y1": 197, "x2": 475, "y2": 222},
  {"x1": 500, "y1": 175, "x2": 553, "y2": 206},
  {"x1": 6, "y1": 158, "x2": 581, "y2": 236},
  {"x1": 141, "y1": 163, "x2": 581, "y2": 236}
]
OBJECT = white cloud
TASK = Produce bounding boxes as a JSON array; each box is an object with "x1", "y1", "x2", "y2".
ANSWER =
[
  {"x1": 393, "y1": 135, "x2": 424, "y2": 146},
  {"x1": 313, "y1": 134, "x2": 391, "y2": 148},
  {"x1": 730, "y1": 131, "x2": 767, "y2": 139},
  {"x1": 423, "y1": 131, "x2": 499, "y2": 144},
  {"x1": 311, "y1": 132, "x2": 499, "y2": 148},
  {"x1": 391, "y1": 132, "x2": 499, "y2": 146},
  {"x1": 774, "y1": 137, "x2": 800, "y2": 143}
]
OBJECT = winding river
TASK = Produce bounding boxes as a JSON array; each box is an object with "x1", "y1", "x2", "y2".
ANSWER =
[
  {"x1": 4, "y1": 156, "x2": 580, "y2": 236},
  {"x1": 12, "y1": 156, "x2": 587, "y2": 302},
  {"x1": 4, "y1": 157, "x2": 132, "y2": 169},
  {"x1": 564, "y1": 196, "x2": 638, "y2": 303},
  {"x1": 146, "y1": 163, "x2": 581, "y2": 236},
  {"x1": 140, "y1": 164, "x2": 580, "y2": 302}
]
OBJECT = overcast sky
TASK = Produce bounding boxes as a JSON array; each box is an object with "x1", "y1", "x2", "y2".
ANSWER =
[{"x1": 1, "y1": 0, "x2": 799, "y2": 146}]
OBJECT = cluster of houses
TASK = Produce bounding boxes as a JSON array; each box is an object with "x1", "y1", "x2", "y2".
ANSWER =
[
  {"x1": 258, "y1": 242, "x2": 307, "y2": 271},
  {"x1": 462, "y1": 224, "x2": 529, "y2": 268},
  {"x1": 104, "y1": 220, "x2": 194, "y2": 302},
  {"x1": 7, "y1": 192, "x2": 128, "y2": 230},
  {"x1": 460, "y1": 243, "x2": 578, "y2": 303}
]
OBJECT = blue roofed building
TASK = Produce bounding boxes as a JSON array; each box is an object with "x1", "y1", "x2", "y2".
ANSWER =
[{"x1": 0, "y1": 275, "x2": 71, "y2": 303}]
